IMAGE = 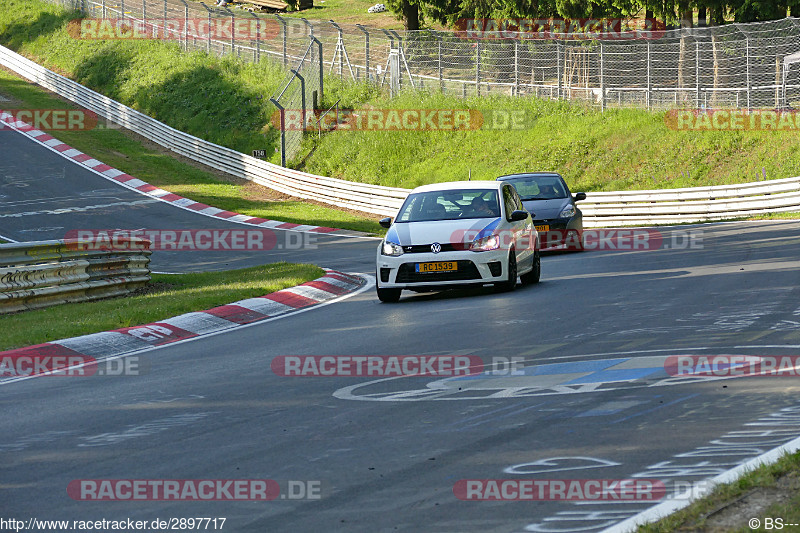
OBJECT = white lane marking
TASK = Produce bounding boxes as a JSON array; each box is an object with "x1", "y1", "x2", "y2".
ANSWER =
[
  {"x1": 505, "y1": 457, "x2": 622, "y2": 475},
  {"x1": 0, "y1": 198, "x2": 160, "y2": 217},
  {"x1": 0, "y1": 273, "x2": 373, "y2": 387},
  {"x1": 0, "y1": 233, "x2": 19, "y2": 242}
]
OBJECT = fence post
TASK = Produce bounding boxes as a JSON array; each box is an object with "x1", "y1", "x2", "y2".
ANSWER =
[
  {"x1": 356, "y1": 24, "x2": 369, "y2": 80},
  {"x1": 475, "y1": 40, "x2": 481, "y2": 97},
  {"x1": 182, "y1": 0, "x2": 188, "y2": 51},
  {"x1": 143, "y1": 0, "x2": 146, "y2": 24},
  {"x1": 313, "y1": 36, "x2": 324, "y2": 101},
  {"x1": 270, "y1": 99, "x2": 286, "y2": 167},
  {"x1": 102, "y1": 0, "x2": 106, "y2": 18},
  {"x1": 438, "y1": 33, "x2": 443, "y2": 92},
  {"x1": 514, "y1": 40, "x2": 519, "y2": 96},
  {"x1": 200, "y1": 3, "x2": 211, "y2": 52},
  {"x1": 745, "y1": 37, "x2": 751, "y2": 108},
  {"x1": 599, "y1": 41, "x2": 605, "y2": 110},
  {"x1": 557, "y1": 41, "x2": 562, "y2": 99},
  {"x1": 275, "y1": 15, "x2": 288, "y2": 67},
  {"x1": 646, "y1": 41, "x2": 651, "y2": 109},
  {"x1": 292, "y1": 69, "x2": 306, "y2": 130},
  {"x1": 252, "y1": 13, "x2": 260, "y2": 63},
  {"x1": 695, "y1": 39, "x2": 700, "y2": 107},
  {"x1": 121, "y1": 0, "x2": 125, "y2": 20},
  {"x1": 224, "y1": 6, "x2": 235, "y2": 55},
  {"x1": 163, "y1": 0, "x2": 167, "y2": 43}
]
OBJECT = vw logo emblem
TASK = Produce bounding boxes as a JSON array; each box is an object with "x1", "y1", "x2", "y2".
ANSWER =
[{"x1": 431, "y1": 242, "x2": 441, "y2": 254}]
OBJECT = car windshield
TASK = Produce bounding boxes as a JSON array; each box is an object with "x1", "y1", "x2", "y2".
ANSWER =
[
  {"x1": 504, "y1": 176, "x2": 568, "y2": 200},
  {"x1": 395, "y1": 189, "x2": 500, "y2": 222}
]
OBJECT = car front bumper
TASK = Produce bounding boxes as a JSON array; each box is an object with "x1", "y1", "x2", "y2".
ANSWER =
[{"x1": 376, "y1": 248, "x2": 510, "y2": 289}]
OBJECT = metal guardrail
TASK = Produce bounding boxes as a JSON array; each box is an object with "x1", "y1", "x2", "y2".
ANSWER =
[
  {"x1": 0, "y1": 43, "x2": 798, "y2": 225},
  {"x1": 0, "y1": 239, "x2": 152, "y2": 314}
]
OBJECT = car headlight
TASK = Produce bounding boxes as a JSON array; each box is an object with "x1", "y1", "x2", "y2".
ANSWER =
[
  {"x1": 559, "y1": 205, "x2": 576, "y2": 219},
  {"x1": 470, "y1": 234, "x2": 499, "y2": 252},
  {"x1": 381, "y1": 241, "x2": 404, "y2": 256}
]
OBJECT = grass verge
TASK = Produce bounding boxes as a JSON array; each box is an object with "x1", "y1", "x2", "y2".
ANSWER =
[
  {"x1": 641, "y1": 450, "x2": 800, "y2": 532},
  {"x1": 0, "y1": 262, "x2": 324, "y2": 351}
]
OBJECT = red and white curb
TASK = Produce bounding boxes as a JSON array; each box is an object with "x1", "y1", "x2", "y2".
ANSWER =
[
  {"x1": 0, "y1": 269, "x2": 367, "y2": 382},
  {"x1": 0, "y1": 113, "x2": 371, "y2": 238}
]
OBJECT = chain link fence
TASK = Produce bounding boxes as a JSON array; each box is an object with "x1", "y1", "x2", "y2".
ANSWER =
[
  {"x1": 270, "y1": 38, "x2": 322, "y2": 165},
  {"x1": 46, "y1": 0, "x2": 800, "y2": 110}
]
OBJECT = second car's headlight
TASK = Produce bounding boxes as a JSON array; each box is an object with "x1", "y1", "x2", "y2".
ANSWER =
[
  {"x1": 470, "y1": 234, "x2": 499, "y2": 252},
  {"x1": 382, "y1": 241, "x2": 404, "y2": 256},
  {"x1": 559, "y1": 205, "x2": 576, "y2": 219}
]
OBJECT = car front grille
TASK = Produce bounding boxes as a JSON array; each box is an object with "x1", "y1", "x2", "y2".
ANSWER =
[
  {"x1": 401, "y1": 243, "x2": 469, "y2": 254},
  {"x1": 396, "y1": 261, "x2": 481, "y2": 283}
]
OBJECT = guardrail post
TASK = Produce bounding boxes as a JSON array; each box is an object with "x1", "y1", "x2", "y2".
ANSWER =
[{"x1": 275, "y1": 15, "x2": 288, "y2": 67}]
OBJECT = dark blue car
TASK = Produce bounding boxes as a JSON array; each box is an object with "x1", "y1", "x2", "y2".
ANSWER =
[{"x1": 497, "y1": 172, "x2": 586, "y2": 250}]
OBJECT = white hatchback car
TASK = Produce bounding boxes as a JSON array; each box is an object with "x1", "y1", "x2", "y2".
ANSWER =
[{"x1": 375, "y1": 181, "x2": 540, "y2": 302}]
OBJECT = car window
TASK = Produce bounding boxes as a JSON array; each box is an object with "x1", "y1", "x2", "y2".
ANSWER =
[
  {"x1": 506, "y1": 176, "x2": 568, "y2": 200},
  {"x1": 502, "y1": 186, "x2": 516, "y2": 220},
  {"x1": 395, "y1": 189, "x2": 500, "y2": 222}
]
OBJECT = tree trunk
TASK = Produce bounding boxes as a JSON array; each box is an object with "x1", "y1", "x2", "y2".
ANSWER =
[
  {"x1": 402, "y1": 0, "x2": 419, "y2": 31},
  {"x1": 680, "y1": 8, "x2": 693, "y2": 28},
  {"x1": 698, "y1": 6, "x2": 707, "y2": 27}
]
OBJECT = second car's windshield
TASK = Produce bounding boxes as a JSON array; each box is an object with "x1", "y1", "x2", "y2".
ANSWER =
[
  {"x1": 395, "y1": 189, "x2": 500, "y2": 222},
  {"x1": 506, "y1": 177, "x2": 568, "y2": 200}
]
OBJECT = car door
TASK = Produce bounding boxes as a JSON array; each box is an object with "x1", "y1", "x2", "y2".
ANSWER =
[{"x1": 502, "y1": 185, "x2": 534, "y2": 267}]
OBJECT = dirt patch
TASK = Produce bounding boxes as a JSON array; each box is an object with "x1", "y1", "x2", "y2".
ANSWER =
[
  {"x1": 128, "y1": 281, "x2": 178, "y2": 296},
  {"x1": 687, "y1": 471, "x2": 800, "y2": 532}
]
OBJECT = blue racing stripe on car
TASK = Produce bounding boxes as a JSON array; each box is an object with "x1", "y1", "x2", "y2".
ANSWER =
[
  {"x1": 386, "y1": 226, "x2": 401, "y2": 244},
  {"x1": 472, "y1": 218, "x2": 502, "y2": 241}
]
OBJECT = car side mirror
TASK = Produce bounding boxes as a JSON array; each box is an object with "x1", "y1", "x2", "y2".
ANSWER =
[
  {"x1": 379, "y1": 217, "x2": 393, "y2": 228},
  {"x1": 509, "y1": 210, "x2": 528, "y2": 222},
  {"x1": 574, "y1": 192, "x2": 587, "y2": 202}
]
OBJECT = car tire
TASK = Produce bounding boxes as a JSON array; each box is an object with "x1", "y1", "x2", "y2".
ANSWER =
[
  {"x1": 520, "y1": 249, "x2": 540, "y2": 285},
  {"x1": 377, "y1": 287, "x2": 402, "y2": 303},
  {"x1": 494, "y1": 250, "x2": 517, "y2": 292}
]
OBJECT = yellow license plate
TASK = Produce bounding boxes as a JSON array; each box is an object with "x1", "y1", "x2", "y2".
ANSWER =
[
  {"x1": 535, "y1": 224, "x2": 550, "y2": 232},
  {"x1": 416, "y1": 261, "x2": 458, "y2": 273}
]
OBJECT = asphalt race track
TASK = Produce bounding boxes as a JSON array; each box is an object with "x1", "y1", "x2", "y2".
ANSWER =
[
  {"x1": 0, "y1": 130, "x2": 379, "y2": 272},
  {"x1": 3, "y1": 124, "x2": 800, "y2": 532}
]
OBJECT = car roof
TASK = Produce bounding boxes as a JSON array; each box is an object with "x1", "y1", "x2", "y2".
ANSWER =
[
  {"x1": 497, "y1": 172, "x2": 564, "y2": 181},
  {"x1": 410, "y1": 180, "x2": 504, "y2": 193}
]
